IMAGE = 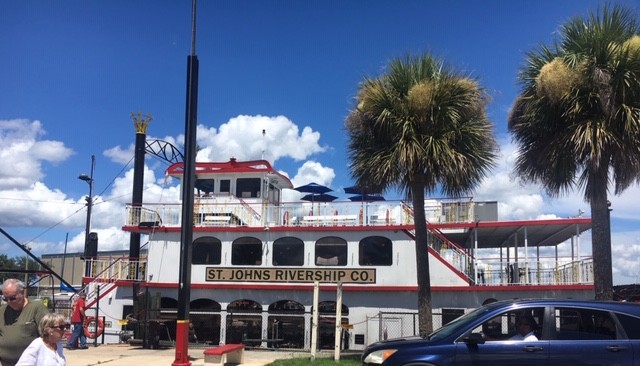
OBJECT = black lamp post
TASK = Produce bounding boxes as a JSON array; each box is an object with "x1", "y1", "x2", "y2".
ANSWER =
[{"x1": 79, "y1": 155, "x2": 95, "y2": 275}]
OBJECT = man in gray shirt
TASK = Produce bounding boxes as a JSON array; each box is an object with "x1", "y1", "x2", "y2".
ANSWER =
[{"x1": 0, "y1": 279, "x2": 49, "y2": 366}]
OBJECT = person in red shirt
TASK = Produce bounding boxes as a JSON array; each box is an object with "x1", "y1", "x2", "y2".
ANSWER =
[{"x1": 65, "y1": 291, "x2": 87, "y2": 350}]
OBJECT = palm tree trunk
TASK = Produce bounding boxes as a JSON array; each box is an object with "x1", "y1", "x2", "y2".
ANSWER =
[
  {"x1": 591, "y1": 192, "x2": 613, "y2": 300},
  {"x1": 411, "y1": 180, "x2": 433, "y2": 335}
]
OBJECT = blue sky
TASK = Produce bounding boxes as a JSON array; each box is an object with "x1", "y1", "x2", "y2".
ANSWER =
[{"x1": 1, "y1": 1, "x2": 639, "y2": 284}]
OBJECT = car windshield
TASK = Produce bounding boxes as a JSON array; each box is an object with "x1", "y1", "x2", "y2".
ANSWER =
[{"x1": 428, "y1": 305, "x2": 494, "y2": 341}]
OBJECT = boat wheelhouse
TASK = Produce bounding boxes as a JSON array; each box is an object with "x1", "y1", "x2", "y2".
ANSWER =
[{"x1": 78, "y1": 158, "x2": 593, "y2": 350}]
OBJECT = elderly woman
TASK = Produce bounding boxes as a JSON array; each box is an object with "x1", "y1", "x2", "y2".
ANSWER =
[{"x1": 15, "y1": 313, "x2": 67, "y2": 366}]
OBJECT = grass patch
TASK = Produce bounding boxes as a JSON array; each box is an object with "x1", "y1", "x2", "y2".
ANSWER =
[{"x1": 268, "y1": 354, "x2": 361, "y2": 366}]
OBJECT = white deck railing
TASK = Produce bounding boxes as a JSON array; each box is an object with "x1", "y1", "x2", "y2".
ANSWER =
[
  {"x1": 475, "y1": 258, "x2": 594, "y2": 286},
  {"x1": 125, "y1": 197, "x2": 475, "y2": 228}
]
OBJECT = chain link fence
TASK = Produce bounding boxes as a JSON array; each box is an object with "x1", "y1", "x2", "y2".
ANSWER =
[{"x1": 365, "y1": 309, "x2": 468, "y2": 344}]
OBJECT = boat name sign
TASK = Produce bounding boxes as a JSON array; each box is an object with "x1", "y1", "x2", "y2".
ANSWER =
[{"x1": 206, "y1": 267, "x2": 376, "y2": 283}]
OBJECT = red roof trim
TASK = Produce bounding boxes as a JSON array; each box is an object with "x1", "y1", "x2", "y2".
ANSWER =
[
  {"x1": 124, "y1": 216, "x2": 592, "y2": 234},
  {"x1": 165, "y1": 158, "x2": 293, "y2": 189},
  {"x1": 435, "y1": 217, "x2": 592, "y2": 229},
  {"x1": 141, "y1": 282, "x2": 593, "y2": 292}
]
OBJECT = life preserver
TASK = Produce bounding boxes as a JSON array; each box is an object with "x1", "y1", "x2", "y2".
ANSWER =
[{"x1": 83, "y1": 316, "x2": 104, "y2": 339}]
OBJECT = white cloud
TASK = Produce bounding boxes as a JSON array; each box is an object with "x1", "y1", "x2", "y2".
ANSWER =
[
  {"x1": 281, "y1": 161, "x2": 336, "y2": 202},
  {"x1": 0, "y1": 182, "x2": 79, "y2": 227},
  {"x1": 104, "y1": 144, "x2": 135, "y2": 165},
  {"x1": 611, "y1": 230, "x2": 640, "y2": 285},
  {"x1": 195, "y1": 115, "x2": 326, "y2": 163},
  {"x1": 0, "y1": 119, "x2": 73, "y2": 189}
]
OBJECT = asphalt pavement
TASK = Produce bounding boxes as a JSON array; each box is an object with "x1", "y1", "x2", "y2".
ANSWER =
[{"x1": 63, "y1": 343, "x2": 350, "y2": 366}]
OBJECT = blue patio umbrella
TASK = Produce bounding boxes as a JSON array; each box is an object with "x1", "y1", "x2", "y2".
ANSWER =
[
  {"x1": 348, "y1": 194, "x2": 385, "y2": 202},
  {"x1": 295, "y1": 183, "x2": 334, "y2": 215},
  {"x1": 344, "y1": 184, "x2": 381, "y2": 195},
  {"x1": 301, "y1": 193, "x2": 338, "y2": 202},
  {"x1": 294, "y1": 182, "x2": 333, "y2": 195}
]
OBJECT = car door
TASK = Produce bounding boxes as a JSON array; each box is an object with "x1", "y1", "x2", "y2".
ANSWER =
[
  {"x1": 455, "y1": 306, "x2": 549, "y2": 366},
  {"x1": 548, "y1": 306, "x2": 634, "y2": 366},
  {"x1": 615, "y1": 313, "x2": 640, "y2": 366}
]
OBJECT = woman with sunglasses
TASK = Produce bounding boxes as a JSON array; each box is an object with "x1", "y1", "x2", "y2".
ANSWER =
[
  {"x1": 0, "y1": 279, "x2": 50, "y2": 366},
  {"x1": 15, "y1": 313, "x2": 67, "y2": 366}
]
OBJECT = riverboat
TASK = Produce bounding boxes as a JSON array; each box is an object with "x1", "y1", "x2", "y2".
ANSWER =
[{"x1": 74, "y1": 158, "x2": 593, "y2": 350}]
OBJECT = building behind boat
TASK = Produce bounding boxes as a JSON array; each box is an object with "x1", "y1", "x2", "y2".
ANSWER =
[{"x1": 38, "y1": 158, "x2": 594, "y2": 350}]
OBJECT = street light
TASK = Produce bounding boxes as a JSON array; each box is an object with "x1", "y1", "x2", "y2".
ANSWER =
[{"x1": 79, "y1": 155, "x2": 95, "y2": 265}]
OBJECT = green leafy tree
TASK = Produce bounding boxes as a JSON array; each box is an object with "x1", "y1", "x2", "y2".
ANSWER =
[
  {"x1": 509, "y1": 5, "x2": 640, "y2": 299},
  {"x1": 0, "y1": 254, "x2": 22, "y2": 283},
  {"x1": 345, "y1": 54, "x2": 498, "y2": 334}
]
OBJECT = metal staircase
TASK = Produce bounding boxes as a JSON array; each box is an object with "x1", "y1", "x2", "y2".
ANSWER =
[
  {"x1": 400, "y1": 202, "x2": 475, "y2": 283},
  {"x1": 82, "y1": 256, "x2": 146, "y2": 307}
]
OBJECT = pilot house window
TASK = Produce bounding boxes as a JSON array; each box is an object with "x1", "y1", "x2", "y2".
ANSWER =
[{"x1": 236, "y1": 178, "x2": 261, "y2": 198}]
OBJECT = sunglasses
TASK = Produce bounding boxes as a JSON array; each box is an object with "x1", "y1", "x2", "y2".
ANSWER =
[{"x1": 52, "y1": 324, "x2": 68, "y2": 330}]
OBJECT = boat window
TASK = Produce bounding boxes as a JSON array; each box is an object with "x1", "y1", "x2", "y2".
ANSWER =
[
  {"x1": 359, "y1": 236, "x2": 393, "y2": 266},
  {"x1": 195, "y1": 178, "x2": 215, "y2": 195},
  {"x1": 192, "y1": 237, "x2": 221, "y2": 265},
  {"x1": 315, "y1": 237, "x2": 347, "y2": 266},
  {"x1": 268, "y1": 300, "x2": 306, "y2": 348},
  {"x1": 311, "y1": 301, "x2": 350, "y2": 350},
  {"x1": 268, "y1": 315, "x2": 304, "y2": 349},
  {"x1": 315, "y1": 301, "x2": 349, "y2": 315},
  {"x1": 232, "y1": 237, "x2": 263, "y2": 265},
  {"x1": 226, "y1": 299, "x2": 263, "y2": 345},
  {"x1": 228, "y1": 299, "x2": 262, "y2": 312},
  {"x1": 191, "y1": 298, "x2": 221, "y2": 311},
  {"x1": 190, "y1": 299, "x2": 222, "y2": 345},
  {"x1": 219, "y1": 179, "x2": 230, "y2": 193},
  {"x1": 236, "y1": 178, "x2": 261, "y2": 198},
  {"x1": 273, "y1": 237, "x2": 304, "y2": 266},
  {"x1": 268, "y1": 300, "x2": 305, "y2": 313},
  {"x1": 267, "y1": 182, "x2": 280, "y2": 204}
]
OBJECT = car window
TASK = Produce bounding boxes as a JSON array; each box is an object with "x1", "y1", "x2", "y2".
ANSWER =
[
  {"x1": 467, "y1": 307, "x2": 544, "y2": 341},
  {"x1": 430, "y1": 306, "x2": 490, "y2": 341},
  {"x1": 615, "y1": 313, "x2": 640, "y2": 339},
  {"x1": 553, "y1": 307, "x2": 617, "y2": 340}
]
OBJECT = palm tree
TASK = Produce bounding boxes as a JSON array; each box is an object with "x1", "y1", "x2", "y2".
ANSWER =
[
  {"x1": 508, "y1": 5, "x2": 640, "y2": 300},
  {"x1": 345, "y1": 54, "x2": 498, "y2": 335}
]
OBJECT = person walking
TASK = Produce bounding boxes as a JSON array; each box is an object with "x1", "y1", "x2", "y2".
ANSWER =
[
  {"x1": 0, "y1": 278, "x2": 50, "y2": 366},
  {"x1": 64, "y1": 292, "x2": 87, "y2": 350},
  {"x1": 15, "y1": 313, "x2": 67, "y2": 366}
]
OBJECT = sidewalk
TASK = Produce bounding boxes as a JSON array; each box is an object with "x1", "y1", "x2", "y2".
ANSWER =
[{"x1": 63, "y1": 344, "x2": 342, "y2": 366}]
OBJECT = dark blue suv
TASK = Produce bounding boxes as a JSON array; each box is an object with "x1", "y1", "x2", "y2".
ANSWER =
[{"x1": 362, "y1": 299, "x2": 640, "y2": 366}]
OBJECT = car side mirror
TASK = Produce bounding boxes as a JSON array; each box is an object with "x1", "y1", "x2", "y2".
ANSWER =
[{"x1": 463, "y1": 332, "x2": 485, "y2": 345}]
